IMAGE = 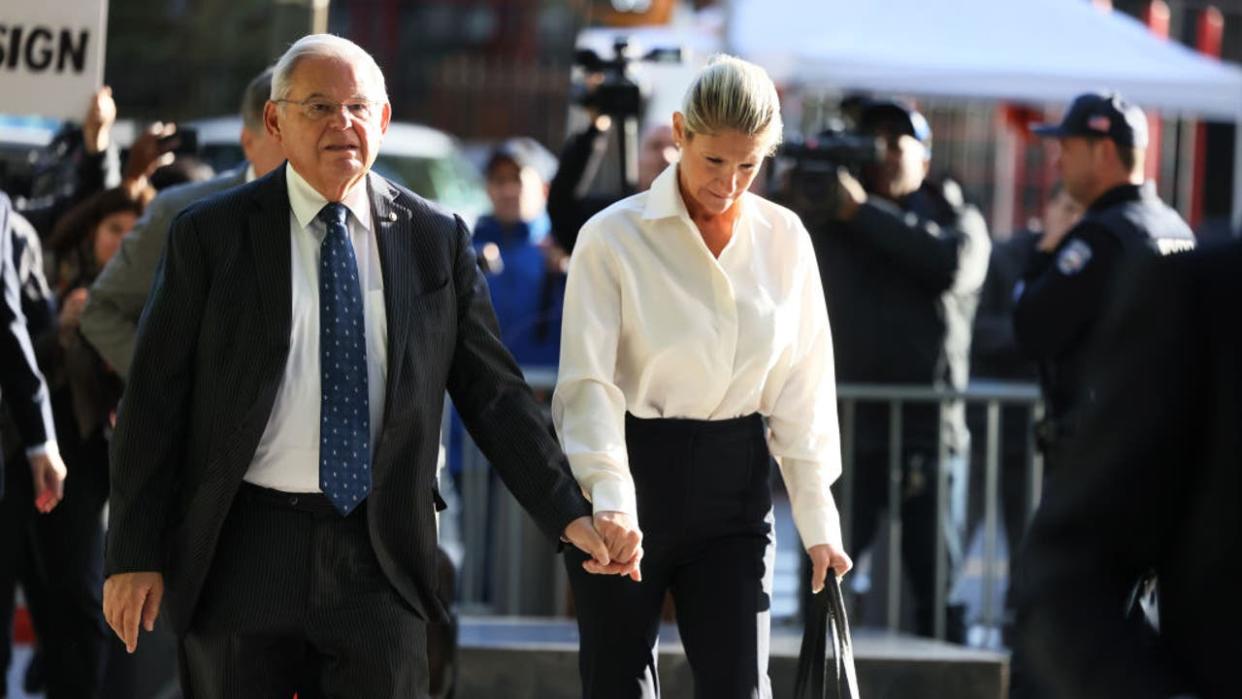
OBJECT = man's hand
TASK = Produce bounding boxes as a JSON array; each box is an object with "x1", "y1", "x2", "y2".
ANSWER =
[
  {"x1": 590, "y1": 511, "x2": 643, "y2": 582},
  {"x1": 103, "y1": 572, "x2": 164, "y2": 653},
  {"x1": 83, "y1": 86, "x2": 117, "y2": 155},
  {"x1": 29, "y1": 452, "x2": 67, "y2": 513},
  {"x1": 808, "y1": 543, "x2": 853, "y2": 594},
  {"x1": 832, "y1": 168, "x2": 868, "y2": 222}
]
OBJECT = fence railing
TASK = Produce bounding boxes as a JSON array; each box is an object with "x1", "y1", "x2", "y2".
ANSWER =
[
  {"x1": 835, "y1": 380, "x2": 1043, "y2": 639},
  {"x1": 442, "y1": 371, "x2": 1043, "y2": 642}
]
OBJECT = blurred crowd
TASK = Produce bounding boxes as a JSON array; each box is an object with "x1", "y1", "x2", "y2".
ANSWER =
[{"x1": 0, "y1": 53, "x2": 1235, "y2": 698}]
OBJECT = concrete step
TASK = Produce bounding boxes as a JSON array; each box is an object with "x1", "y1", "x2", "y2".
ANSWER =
[{"x1": 456, "y1": 616, "x2": 1009, "y2": 699}]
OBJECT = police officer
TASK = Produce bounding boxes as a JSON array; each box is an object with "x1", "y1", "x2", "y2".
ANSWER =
[
  {"x1": 1008, "y1": 91, "x2": 1194, "y2": 699},
  {"x1": 1014, "y1": 91, "x2": 1194, "y2": 469},
  {"x1": 811, "y1": 99, "x2": 991, "y2": 640}
]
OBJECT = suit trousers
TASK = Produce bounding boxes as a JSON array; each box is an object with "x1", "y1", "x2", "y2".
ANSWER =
[
  {"x1": 179, "y1": 484, "x2": 429, "y2": 699},
  {"x1": 566, "y1": 413, "x2": 775, "y2": 699},
  {"x1": 0, "y1": 428, "x2": 110, "y2": 699}
]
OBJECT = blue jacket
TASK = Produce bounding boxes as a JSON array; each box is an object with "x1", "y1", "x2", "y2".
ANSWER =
[{"x1": 471, "y1": 213, "x2": 564, "y2": 367}]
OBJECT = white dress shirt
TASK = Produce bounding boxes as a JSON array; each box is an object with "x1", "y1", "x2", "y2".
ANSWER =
[
  {"x1": 552, "y1": 165, "x2": 845, "y2": 550},
  {"x1": 243, "y1": 164, "x2": 388, "y2": 492}
]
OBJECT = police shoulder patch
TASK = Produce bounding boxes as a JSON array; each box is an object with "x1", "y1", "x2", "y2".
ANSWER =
[{"x1": 1056, "y1": 239, "x2": 1093, "y2": 276}]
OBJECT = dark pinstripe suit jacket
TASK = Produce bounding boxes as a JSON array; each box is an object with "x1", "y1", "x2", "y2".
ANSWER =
[{"x1": 105, "y1": 165, "x2": 590, "y2": 632}]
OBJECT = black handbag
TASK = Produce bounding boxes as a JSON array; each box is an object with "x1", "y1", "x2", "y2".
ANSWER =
[{"x1": 793, "y1": 576, "x2": 860, "y2": 699}]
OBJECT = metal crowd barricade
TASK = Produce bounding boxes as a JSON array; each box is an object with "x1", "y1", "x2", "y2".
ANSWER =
[
  {"x1": 448, "y1": 367, "x2": 567, "y2": 616},
  {"x1": 836, "y1": 380, "x2": 1043, "y2": 639},
  {"x1": 446, "y1": 370, "x2": 1043, "y2": 638}
]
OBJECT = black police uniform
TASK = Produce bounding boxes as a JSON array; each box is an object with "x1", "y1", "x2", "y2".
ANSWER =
[
  {"x1": 1014, "y1": 91, "x2": 1195, "y2": 469},
  {"x1": 1009, "y1": 91, "x2": 1194, "y2": 699},
  {"x1": 1013, "y1": 184, "x2": 1193, "y2": 462}
]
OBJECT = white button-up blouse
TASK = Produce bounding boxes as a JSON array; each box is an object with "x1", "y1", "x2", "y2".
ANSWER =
[{"x1": 551, "y1": 165, "x2": 845, "y2": 550}]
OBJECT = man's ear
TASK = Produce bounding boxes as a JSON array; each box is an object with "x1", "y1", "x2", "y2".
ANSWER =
[
  {"x1": 264, "y1": 101, "x2": 282, "y2": 141},
  {"x1": 379, "y1": 102, "x2": 392, "y2": 135}
]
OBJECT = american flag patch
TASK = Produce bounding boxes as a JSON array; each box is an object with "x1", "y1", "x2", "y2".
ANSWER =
[{"x1": 1088, "y1": 115, "x2": 1111, "y2": 132}]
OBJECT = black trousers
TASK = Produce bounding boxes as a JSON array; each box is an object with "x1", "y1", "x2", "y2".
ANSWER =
[
  {"x1": 0, "y1": 431, "x2": 110, "y2": 699},
  {"x1": 180, "y1": 484, "x2": 429, "y2": 699},
  {"x1": 566, "y1": 413, "x2": 775, "y2": 699}
]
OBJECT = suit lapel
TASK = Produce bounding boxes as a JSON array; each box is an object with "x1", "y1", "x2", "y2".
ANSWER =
[
  {"x1": 249, "y1": 166, "x2": 293, "y2": 351},
  {"x1": 370, "y1": 173, "x2": 419, "y2": 417}
]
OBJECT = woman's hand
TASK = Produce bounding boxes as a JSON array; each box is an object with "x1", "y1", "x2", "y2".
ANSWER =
[
  {"x1": 57, "y1": 287, "x2": 89, "y2": 349},
  {"x1": 808, "y1": 542, "x2": 853, "y2": 594},
  {"x1": 83, "y1": 86, "x2": 117, "y2": 156}
]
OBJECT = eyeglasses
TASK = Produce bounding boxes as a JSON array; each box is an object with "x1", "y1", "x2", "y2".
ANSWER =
[{"x1": 274, "y1": 97, "x2": 383, "y2": 122}]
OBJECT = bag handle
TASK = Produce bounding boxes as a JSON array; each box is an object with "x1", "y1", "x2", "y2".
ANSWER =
[{"x1": 793, "y1": 576, "x2": 860, "y2": 699}]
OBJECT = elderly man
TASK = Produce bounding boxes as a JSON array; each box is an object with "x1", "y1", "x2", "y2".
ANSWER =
[
  {"x1": 102, "y1": 34, "x2": 624, "y2": 697},
  {"x1": 81, "y1": 67, "x2": 286, "y2": 377}
]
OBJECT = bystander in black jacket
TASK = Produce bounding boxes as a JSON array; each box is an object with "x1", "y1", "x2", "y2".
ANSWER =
[
  {"x1": 16, "y1": 127, "x2": 120, "y2": 240},
  {"x1": 547, "y1": 122, "x2": 614, "y2": 253},
  {"x1": 0, "y1": 193, "x2": 56, "y2": 498},
  {"x1": 813, "y1": 178, "x2": 991, "y2": 455},
  {"x1": 1015, "y1": 240, "x2": 1242, "y2": 699},
  {"x1": 1013, "y1": 183, "x2": 1193, "y2": 457},
  {"x1": 811, "y1": 175, "x2": 988, "y2": 639}
]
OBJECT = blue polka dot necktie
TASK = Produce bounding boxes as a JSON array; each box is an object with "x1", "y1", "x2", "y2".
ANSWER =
[{"x1": 317, "y1": 203, "x2": 370, "y2": 515}]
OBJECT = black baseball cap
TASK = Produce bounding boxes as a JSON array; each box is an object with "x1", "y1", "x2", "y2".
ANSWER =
[
  {"x1": 1032, "y1": 92, "x2": 1148, "y2": 148},
  {"x1": 857, "y1": 99, "x2": 933, "y2": 149}
]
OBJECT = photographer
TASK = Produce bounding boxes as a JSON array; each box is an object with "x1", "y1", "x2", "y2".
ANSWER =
[{"x1": 805, "y1": 99, "x2": 990, "y2": 640}]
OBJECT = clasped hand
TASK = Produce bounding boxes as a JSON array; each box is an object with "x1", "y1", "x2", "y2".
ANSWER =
[{"x1": 563, "y1": 511, "x2": 643, "y2": 582}]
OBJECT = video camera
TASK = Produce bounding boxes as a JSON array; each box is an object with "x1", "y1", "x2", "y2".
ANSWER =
[
  {"x1": 571, "y1": 38, "x2": 681, "y2": 193},
  {"x1": 779, "y1": 129, "x2": 882, "y2": 172},
  {"x1": 775, "y1": 125, "x2": 884, "y2": 223},
  {"x1": 572, "y1": 38, "x2": 682, "y2": 120}
]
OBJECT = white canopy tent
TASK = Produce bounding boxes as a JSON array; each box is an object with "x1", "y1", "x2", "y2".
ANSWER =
[{"x1": 727, "y1": 0, "x2": 1242, "y2": 228}]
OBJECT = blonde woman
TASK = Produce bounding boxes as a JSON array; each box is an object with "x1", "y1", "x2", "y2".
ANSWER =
[{"x1": 553, "y1": 55, "x2": 853, "y2": 698}]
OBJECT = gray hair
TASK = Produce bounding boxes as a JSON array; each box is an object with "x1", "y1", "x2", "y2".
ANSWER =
[
  {"x1": 270, "y1": 34, "x2": 388, "y2": 102},
  {"x1": 680, "y1": 54, "x2": 783, "y2": 153},
  {"x1": 240, "y1": 66, "x2": 274, "y2": 132}
]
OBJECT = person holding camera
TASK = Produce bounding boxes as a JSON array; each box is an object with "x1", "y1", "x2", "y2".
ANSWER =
[
  {"x1": 553, "y1": 54, "x2": 852, "y2": 698},
  {"x1": 808, "y1": 99, "x2": 991, "y2": 641}
]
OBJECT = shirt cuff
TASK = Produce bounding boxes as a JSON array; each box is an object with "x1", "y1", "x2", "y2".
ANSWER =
[
  {"x1": 590, "y1": 478, "x2": 638, "y2": 517},
  {"x1": 25, "y1": 440, "x2": 59, "y2": 461},
  {"x1": 791, "y1": 502, "x2": 844, "y2": 552}
]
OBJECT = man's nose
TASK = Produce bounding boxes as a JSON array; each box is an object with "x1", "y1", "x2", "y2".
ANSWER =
[{"x1": 327, "y1": 105, "x2": 354, "y2": 129}]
